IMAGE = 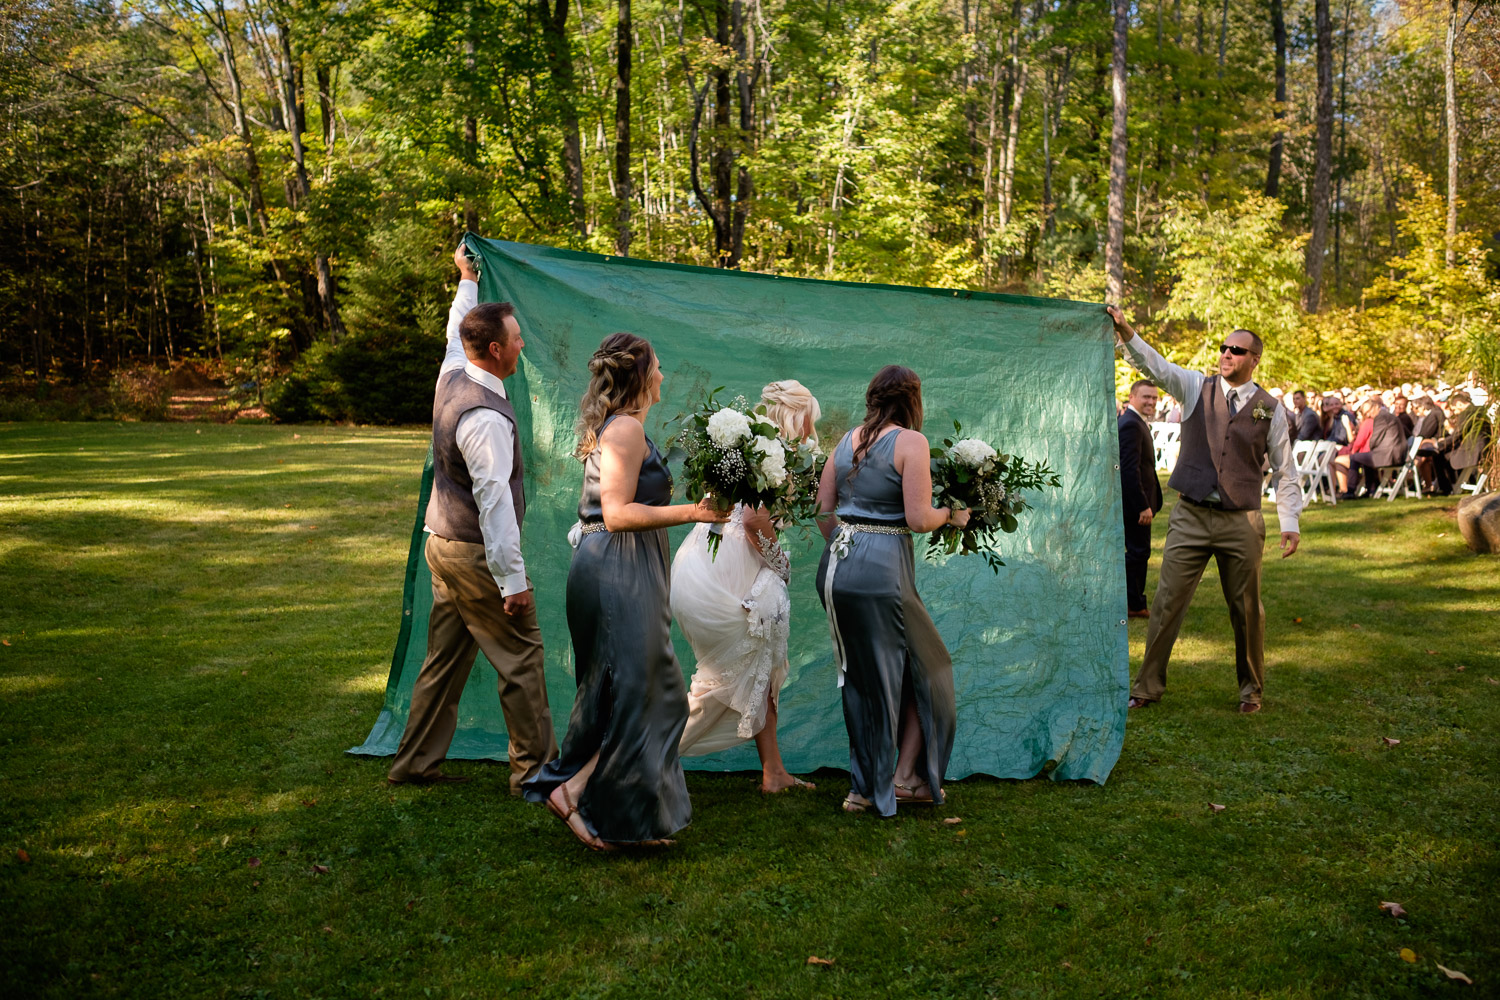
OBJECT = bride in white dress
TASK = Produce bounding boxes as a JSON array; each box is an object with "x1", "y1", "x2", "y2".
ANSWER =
[{"x1": 671, "y1": 380, "x2": 821, "y2": 793}]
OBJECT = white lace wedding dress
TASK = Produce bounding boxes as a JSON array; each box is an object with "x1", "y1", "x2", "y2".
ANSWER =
[{"x1": 670, "y1": 505, "x2": 792, "y2": 756}]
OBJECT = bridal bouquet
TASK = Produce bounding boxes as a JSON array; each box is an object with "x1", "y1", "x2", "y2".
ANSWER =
[
  {"x1": 928, "y1": 421, "x2": 1062, "y2": 572},
  {"x1": 673, "y1": 390, "x2": 824, "y2": 555}
]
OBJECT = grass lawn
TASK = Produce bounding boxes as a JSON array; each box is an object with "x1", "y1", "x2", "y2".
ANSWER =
[{"x1": 2, "y1": 421, "x2": 1498, "y2": 999}]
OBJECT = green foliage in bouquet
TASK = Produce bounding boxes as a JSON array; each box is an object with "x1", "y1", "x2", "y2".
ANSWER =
[
  {"x1": 672, "y1": 389, "x2": 825, "y2": 555},
  {"x1": 928, "y1": 421, "x2": 1063, "y2": 572}
]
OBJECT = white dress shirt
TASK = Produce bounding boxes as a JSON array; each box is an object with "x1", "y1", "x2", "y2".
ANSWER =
[
  {"x1": 1118, "y1": 334, "x2": 1303, "y2": 534},
  {"x1": 430, "y1": 279, "x2": 528, "y2": 597}
]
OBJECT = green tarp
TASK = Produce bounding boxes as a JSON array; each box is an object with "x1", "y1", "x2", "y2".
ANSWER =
[{"x1": 350, "y1": 236, "x2": 1128, "y2": 783}]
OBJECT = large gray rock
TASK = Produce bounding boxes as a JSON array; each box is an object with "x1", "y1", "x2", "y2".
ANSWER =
[{"x1": 1457, "y1": 492, "x2": 1500, "y2": 554}]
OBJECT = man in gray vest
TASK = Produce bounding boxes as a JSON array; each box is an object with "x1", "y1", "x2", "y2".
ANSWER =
[
  {"x1": 1108, "y1": 307, "x2": 1304, "y2": 714},
  {"x1": 388, "y1": 244, "x2": 558, "y2": 790}
]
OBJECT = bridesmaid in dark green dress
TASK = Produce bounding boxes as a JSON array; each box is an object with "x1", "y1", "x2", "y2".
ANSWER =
[
  {"x1": 523, "y1": 332, "x2": 726, "y2": 850},
  {"x1": 814, "y1": 366, "x2": 970, "y2": 817}
]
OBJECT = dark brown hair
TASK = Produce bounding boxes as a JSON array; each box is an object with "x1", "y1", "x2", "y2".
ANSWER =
[
  {"x1": 575, "y1": 332, "x2": 656, "y2": 457},
  {"x1": 459, "y1": 302, "x2": 516, "y2": 358},
  {"x1": 849, "y1": 365, "x2": 923, "y2": 477}
]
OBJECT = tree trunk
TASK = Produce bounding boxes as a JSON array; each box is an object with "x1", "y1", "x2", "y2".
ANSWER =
[
  {"x1": 615, "y1": 0, "x2": 633, "y2": 255},
  {"x1": 1333, "y1": 0, "x2": 1351, "y2": 293},
  {"x1": 1303, "y1": 0, "x2": 1334, "y2": 312},
  {"x1": 1444, "y1": 0, "x2": 1459, "y2": 266},
  {"x1": 998, "y1": 0, "x2": 1027, "y2": 230},
  {"x1": 540, "y1": 0, "x2": 587, "y2": 236},
  {"x1": 1265, "y1": 0, "x2": 1286, "y2": 197},
  {"x1": 1106, "y1": 0, "x2": 1128, "y2": 303}
]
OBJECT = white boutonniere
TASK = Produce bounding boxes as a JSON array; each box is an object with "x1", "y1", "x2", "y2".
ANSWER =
[{"x1": 1251, "y1": 402, "x2": 1273, "y2": 421}]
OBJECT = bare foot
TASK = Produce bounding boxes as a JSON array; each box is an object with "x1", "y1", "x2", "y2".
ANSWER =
[{"x1": 759, "y1": 773, "x2": 816, "y2": 794}]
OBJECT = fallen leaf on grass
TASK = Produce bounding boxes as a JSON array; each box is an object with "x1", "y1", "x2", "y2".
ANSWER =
[
  {"x1": 1382, "y1": 738, "x2": 1401, "y2": 747},
  {"x1": 1435, "y1": 964, "x2": 1472, "y2": 985},
  {"x1": 1210, "y1": 803, "x2": 1226, "y2": 813},
  {"x1": 16, "y1": 849, "x2": 31, "y2": 863},
  {"x1": 954, "y1": 830, "x2": 967, "y2": 837},
  {"x1": 1352, "y1": 624, "x2": 1363, "y2": 630},
  {"x1": 322, "y1": 925, "x2": 334, "y2": 934},
  {"x1": 284, "y1": 504, "x2": 292, "y2": 508},
  {"x1": 806, "y1": 956, "x2": 835, "y2": 967},
  {"x1": 1487, "y1": 678, "x2": 1498, "y2": 686},
  {"x1": 1456, "y1": 666, "x2": 1466, "y2": 672},
  {"x1": 311, "y1": 864, "x2": 330, "y2": 874},
  {"x1": 247, "y1": 857, "x2": 261, "y2": 868},
  {"x1": 251, "y1": 880, "x2": 259, "y2": 887},
  {"x1": 1061, "y1": 962, "x2": 1073, "y2": 970},
  {"x1": 2, "y1": 640, "x2": 10, "y2": 646},
  {"x1": 1379, "y1": 901, "x2": 1407, "y2": 918},
  {"x1": 293, "y1": 433, "x2": 301, "y2": 440},
  {"x1": 1400, "y1": 948, "x2": 1418, "y2": 963},
  {"x1": 1293, "y1": 617, "x2": 1303, "y2": 624},
  {"x1": 1426, "y1": 650, "x2": 1437, "y2": 655},
  {"x1": 943, "y1": 817, "x2": 963, "y2": 825},
  {"x1": 301, "y1": 799, "x2": 317, "y2": 808}
]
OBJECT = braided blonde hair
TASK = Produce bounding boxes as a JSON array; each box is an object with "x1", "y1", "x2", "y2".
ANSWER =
[
  {"x1": 575, "y1": 332, "x2": 656, "y2": 458},
  {"x1": 760, "y1": 379, "x2": 821, "y2": 442}
]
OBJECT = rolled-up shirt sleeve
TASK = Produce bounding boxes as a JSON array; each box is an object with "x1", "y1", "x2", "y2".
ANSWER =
[
  {"x1": 439, "y1": 279, "x2": 479, "y2": 383},
  {"x1": 455, "y1": 407, "x2": 528, "y2": 596},
  {"x1": 1117, "y1": 334, "x2": 1205, "y2": 421},
  {"x1": 1267, "y1": 407, "x2": 1304, "y2": 534}
]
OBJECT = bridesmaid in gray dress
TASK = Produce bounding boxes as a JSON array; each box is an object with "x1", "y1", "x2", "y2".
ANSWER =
[
  {"x1": 815, "y1": 365, "x2": 970, "y2": 817},
  {"x1": 523, "y1": 332, "x2": 725, "y2": 850}
]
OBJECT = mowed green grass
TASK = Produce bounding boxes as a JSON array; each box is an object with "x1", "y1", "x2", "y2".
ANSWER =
[{"x1": 1, "y1": 421, "x2": 1497, "y2": 1000}]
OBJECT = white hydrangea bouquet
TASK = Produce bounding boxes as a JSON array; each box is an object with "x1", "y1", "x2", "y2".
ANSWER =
[
  {"x1": 673, "y1": 389, "x2": 823, "y2": 556},
  {"x1": 929, "y1": 421, "x2": 1062, "y2": 572}
]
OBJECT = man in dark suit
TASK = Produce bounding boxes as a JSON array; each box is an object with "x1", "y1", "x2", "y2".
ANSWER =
[
  {"x1": 1341, "y1": 398, "x2": 1409, "y2": 494},
  {"x1": 1119, "y1": 379, "x2": 1165, "y2": 618},
  {"x1": 1423, "y1": 392, "x2": 1493, "y2": 493}
]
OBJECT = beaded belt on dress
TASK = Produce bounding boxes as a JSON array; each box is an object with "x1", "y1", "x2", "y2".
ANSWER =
[
  {"x1": 579, "y1": 520, "x2": 609, "y2": 535},
  {"x1": 841, "y1": 522, "x2": 909, "y2": 535}
]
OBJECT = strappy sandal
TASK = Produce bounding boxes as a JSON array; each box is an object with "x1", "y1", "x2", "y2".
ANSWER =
[
  {"x1": 894, "y1": 781, "x2": 937, "y2": 806},
  {"x1": 760, "y1": 776, "x2": 816, "y2": 794},
  {"x1": 841, "y1": 794, "x2": 870, "y2": 814},
  {"x1": 546, "y1": 785, "x2": 615, "y2": 852}
]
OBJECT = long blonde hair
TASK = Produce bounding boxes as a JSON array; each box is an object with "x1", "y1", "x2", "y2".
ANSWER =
[
  {"x1": 760, "y1": 379, "x2": 821, "y2": 442},
  {"x1": 575, "y1": 332, "x2": 656, "y2": 458}
]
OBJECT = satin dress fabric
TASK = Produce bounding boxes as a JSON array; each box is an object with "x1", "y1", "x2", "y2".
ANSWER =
[
  {"x1": 815, "y1": 430, "x2": 956, "y2": 817},
  {"x1": 522, "y1": 414, "x2": 691, "y2": 842}
]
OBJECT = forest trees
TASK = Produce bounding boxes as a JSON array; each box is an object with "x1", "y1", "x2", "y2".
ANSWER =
[{"x1": 3, "y1": 0, "x2": 1498, "y2": 400}]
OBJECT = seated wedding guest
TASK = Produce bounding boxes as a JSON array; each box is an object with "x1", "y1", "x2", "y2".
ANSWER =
[
  {"x1": 1292, "y1": 390, "x2": 1320, "y2": 441},
  {"x1": 1318, "y1": 394, "x2": 1356, "y2": 447},
  {"x1": 1410, "y1": 397, "x2": 1443, "y2": 491},
  {"x1": 1333, "y1": 398, "x2": 1377, "y2": 496},
  {"x1": 523, "y1": 333, "x2": 727, "y2": 850},
  {"x1": 1118, "y1": 380, "x2": 1163, "y2": 619},
  {"x1": 1422, "y1": 391, "x2": 1493, "y2": 494},
  {"x1": 1161, "y1": 394, "x2": 1182, "y2": 423},
  {"x1": 1392, "y1": 395, "x2": 1414, "y2": 437},
  {"x1": 816, "y1": 366, "x2": 969, "y2": 816},
  {"x1": 1336, "y1": 397, "x2": 1407, "y2": 498},
  {"x1": 388, "y1": 244, "x2": 558, "y2": 792},
  {"x1": 673, "y1": 379, "x2": 822, "y2": 793}
]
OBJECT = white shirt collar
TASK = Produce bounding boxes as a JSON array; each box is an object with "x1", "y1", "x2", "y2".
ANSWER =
[
  {"x1": 464, "y1": 361, "x2": 508, "y2": 399},
  {"x1": 1223, "y1": 380, "x2": 1254, "y2": 403},
  {"x1": 1126, "y1": 404, "x2": 1149, "y2": 420}
]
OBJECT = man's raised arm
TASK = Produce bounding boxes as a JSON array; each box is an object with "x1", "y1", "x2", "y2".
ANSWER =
[
  {"x1": 439, "y1": 243, "x2": 481, "y2": 384},
  {"x1": 1106, "y1": 305, "x2": 1204, "y2": 414}
]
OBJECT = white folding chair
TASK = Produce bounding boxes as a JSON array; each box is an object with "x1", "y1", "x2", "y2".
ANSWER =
[
  {"x1": 1459, "y1": 471, "x2": 1489, "y2": 495},
  {"x1": 1374, "y1": 436, "x2": 1423, "y2": 501},
  {"x1": 1154, "y1": 424, "x2": 1181, "y2": 473},
  {"x1": 1296, "y1": 441, "x2": 1335, "y2": 504}
]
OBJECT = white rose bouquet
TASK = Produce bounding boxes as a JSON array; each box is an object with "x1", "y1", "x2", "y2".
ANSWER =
[
  {"x1": 928, "y1": 420, "x2": 1062, "y2": 572},
  {"x1": 673, "y1": 389, "x2": 823, "y2": 555}
]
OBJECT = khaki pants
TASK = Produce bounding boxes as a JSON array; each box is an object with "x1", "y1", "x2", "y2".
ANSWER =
[
  {"x1": 389, "y1": 535, "x2": 558, "y2": 792},
  {"x1": 1131, "y1": 500, "x2": 1267, "y2": 706}
]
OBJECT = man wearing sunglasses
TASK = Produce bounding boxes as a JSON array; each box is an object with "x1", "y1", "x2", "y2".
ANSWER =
[{"x1": 1107, "y1": 307, "x2": 1304, "y2": 715}]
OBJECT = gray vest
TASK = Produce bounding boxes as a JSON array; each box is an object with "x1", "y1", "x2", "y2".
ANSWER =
[
  {"x1": 426, "y1": 368, "x2": 525, "y2": 544},
  {"x1": 1168, "y1": 376, "x2": 1276, "y2": 511}
]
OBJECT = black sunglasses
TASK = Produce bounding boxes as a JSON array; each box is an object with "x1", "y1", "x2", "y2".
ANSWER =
[{"x1": 1219, "y1": 343, "x2": 1253, "y2": 357}]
